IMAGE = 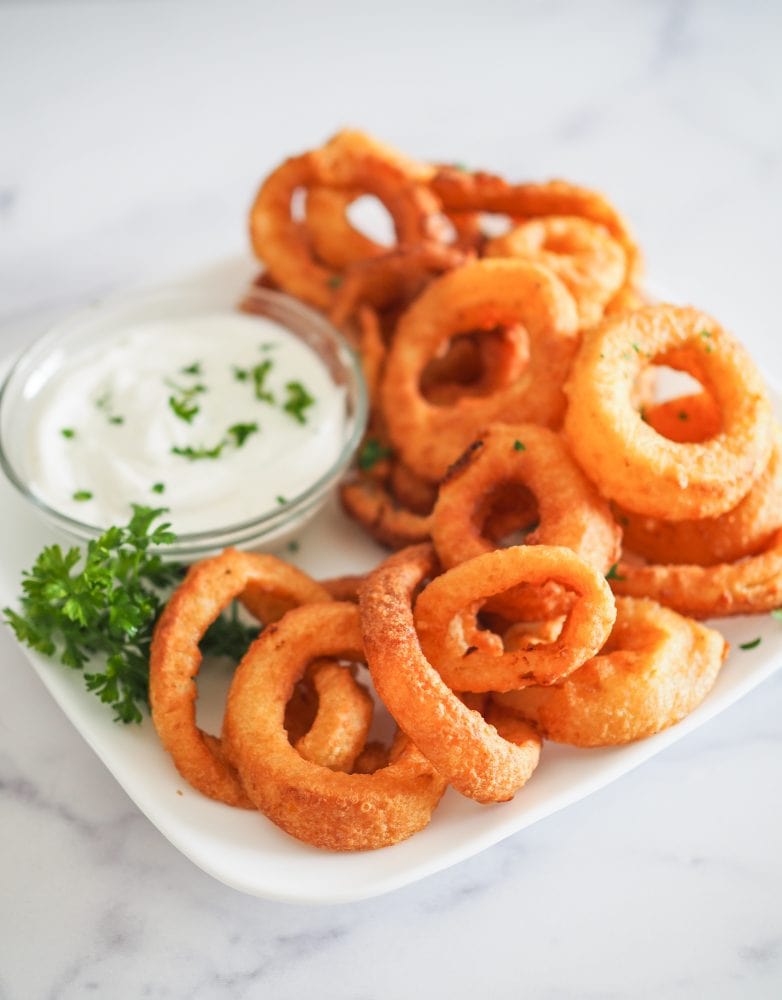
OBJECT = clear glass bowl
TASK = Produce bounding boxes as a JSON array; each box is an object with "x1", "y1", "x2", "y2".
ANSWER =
[{"x1": 0, "y1": 283, "x2": 367, "y2": 559}]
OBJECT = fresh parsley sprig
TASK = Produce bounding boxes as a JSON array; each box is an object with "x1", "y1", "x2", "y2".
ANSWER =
[{"x1": 3, "y1": 506, "x2": 178, "y2": 724}]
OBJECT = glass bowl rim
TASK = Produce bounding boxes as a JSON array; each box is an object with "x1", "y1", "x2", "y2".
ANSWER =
[{"x1": 0, "y1": 282, "x2": 368, "y2": 552}]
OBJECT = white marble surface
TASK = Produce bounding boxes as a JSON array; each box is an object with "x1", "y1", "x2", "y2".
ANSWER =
[{"x1": 2, "y1": 1, "x2": 782, "y2": 997}]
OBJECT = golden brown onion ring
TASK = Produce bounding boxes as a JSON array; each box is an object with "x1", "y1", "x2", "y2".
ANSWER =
[
  {"x1": 564, "y1": 305, "x2": 773, "y2": 520},
  {"x1": 250, "y1": 149, "x2": 444, "y2": 310},
  {"x1": 359, "y1": 545, "x2": 542, "y2": 803},
  {"x1": 381, "y1": 259, "x2": 579, "y2": 482},
  {"x1": 149, "y1": 549, "x2": 331, "y2": 807},
  {"x1": 340, "y1": 478, "x2": 432, "y2": 549},
  {"x1": 430, "y1": 168, "x2": 642, "y2": 305},
  {"x1": 609, "y1": 527, "x2": 782, "y2": 618},
  {"x1": 413, "y1": 546, "x2": 616, "y2": 693},
  {"x1": 328, "y1": 242, "x2": 468, "y2": 329},
  {"x1": 431, "y1": 424, "x2": 620, "y2": 618},
  {"x1": 224, "y1": 602, "x2": 447, "y2": 851},
  {"x1": 617, "y1": 425, "x2": 782, "y2": 567},
  {"x1": 495, "y1": 597, "x2": 727, "y2": 745},
  {"x1": 485, "y1": 215, "x2": 627, "y2": 328}
]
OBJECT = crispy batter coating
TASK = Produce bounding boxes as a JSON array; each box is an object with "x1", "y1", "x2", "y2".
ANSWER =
[
  {"x1": 430, "y1": 169, "x2": 642, "y2": 311},
  {"x1": 618, "y1": 424, "x2": 782, "y2": 567},
  {"x1": 495, "y1": 597, "x2": 727, "y2": 745},
  {"x1": 340, "y1": 478, "x2": 432, "y2": 549},
  {"x1": 381, "y1": 259, "x2": 579, "y2": 482},
  {"x1": 149, "y1": 549, "x2": 331, "y2": 807},
  {"x1": 359, "y1": 545, "x2": 542, "y2": 803},
  {"x1": 224, "y1": 602, "x2": 447, "y2": 850},
  {"x1": 413, "y1": 546, "x2": 616, "y2": 693},
  {"x1": 485, "y1": 215, "x2": 627, "y2": 327},
  {"x1": 610, "y1": 527, "x2": 782, "y2": 618},
  {"x1": 249, "y1": 138, "x2": 445, "y2": 309},
  {"x1": 564, "y1": 305, "x2": 773, "y2": 520},
  {"x1": 432, "y1": 423, "x2": 620, "y2": 618}
]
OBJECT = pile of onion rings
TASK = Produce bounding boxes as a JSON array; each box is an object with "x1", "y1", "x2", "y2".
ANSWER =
[{"x1": 145, "y1": 130, "x2": 778, "y2": 852}]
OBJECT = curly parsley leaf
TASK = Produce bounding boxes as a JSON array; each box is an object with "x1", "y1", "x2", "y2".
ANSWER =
[
  {"x1": 251, "y1": 360, "x2": 275, "y2": 403},
  {"x1": 227, "y1": 422, "x2": 259, "y2": 448},
  {"x1": 2, "y1": 506, "x2": 179, "y2": 724},
  {"x1": 283, "y1": 381, "x2": 315, "y2": 424}
]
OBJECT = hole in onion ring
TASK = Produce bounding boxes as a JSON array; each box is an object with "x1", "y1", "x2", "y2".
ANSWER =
[
  {"x1": 290, "y1": 186, "x2": 307, "y2": 222},
  {"x1": 478, "y1": 481, "x2": 540, "y2": 548},
  {"x1": 479, "y1": 212, "x2": 514, "y2": 238},
  {"x1": 634, "y1": 365, "x2": 722, "y2": 442},
  {"x1": 420, "y1": 326, "x2": 530, "y2": 405},
  {"x1": 345, "y1": 194, "x2": 395, "y2": 246}
]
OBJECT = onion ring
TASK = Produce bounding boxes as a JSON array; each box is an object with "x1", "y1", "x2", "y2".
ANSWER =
[
  {"x1": 485, "y1": 215, "x2": 627, "y2": 327},
  {"x1": 250, "y1": 147, "x2": 444, "y2": 310},
  {"x1": 617, "y1": 425, "x2": 782, "y2": 567},
  {"x1": 328, "y1": 242, "x2": 468, "y2": 329},
  {"x1": 340, "y1": 478, "x2": 432, "y2": 549},
  {"x1": 564, "y1": 305, "x2": 773, "y2": 520},
  {"x1": 413, "y1": 546, "x2": 616, "y2": 693},
  {"x1": 223, "y1": 601, "x2": 447, "y2": 850},
  {"x1": 431, "y1": 424, "x2": 620, "y2": 617},
  {"x1": 381, "y1": 258, "x2": 579, "y2": 481},
  {"x1": 430, "y1": 169, "x2": 642, "y2": 305},
  {"x1": 495, "y1": 597, "x2": 728, "y2": 745},
  {"x1": 319, "y1": 573, "x2": 367, "y2": 603},
  {"x1": 149, "y1": 549, "x2": 331, "y2": 807},
  {"x1": 359, "y1": 545, "x2": 542, "y2": 803},
  {"x1": 609, "y1": 526, "x2": 782, "y2": 618}
]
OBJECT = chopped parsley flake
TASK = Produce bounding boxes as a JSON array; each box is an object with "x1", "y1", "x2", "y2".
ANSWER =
[
  {"x1": 151, "y1": 482, "x2": 165, "y2": 495},
  {"x1": 166, "y1": 379, "x2": 206, "y2": 424},
  {"x1": 327, "y1": 275, "x2": 343, "y2": 289},
  {"x1": 251, "y1": 360, "x2": 275, "y2": 403},
  {"x1": 72, "y1": 490, "x2": 93, "y2": 502},
  {"x1": 452, "y1": 162, "x2": 468, "y2": 172},
  {"x1": 180, "y1": 362, "x2": 202, "y2": 376},
  {"x1": 171, "y1": 441, "x2": 225, "y2": 461},
  {"x1": 259, "y1": 342, "x2": 278, "y2": 352},
  {"x1": 95, "y1": 391, "x2": 124, "y2": 427},
  {"x1": 739, "y1": 637, "x2": 761, "y2": 651},
  {"x1": 605, "y1": 563, "x2": 625, "y2": 581},
  {"x1": 276, "y1": 495, "x2": 287, "y2": 506},
  {"x1": 287, "y1": 540, "x2": 300, "y2": 554},
  {"x1": 771, "y1": 608, "x2": 782, "y2": 621},
  {"x1": 61, "y1": 428, "x2": 76, "y2": 439},
  {"x1": 513, "y1": 440, "x2": 526, "y2": 452},
  {"x1": 631, "y1": 342, "x2": 641, "y2": 354},
  {"x1": 283, "y1": 381, "x2": 315, "y2": 424},
  {"x1": 227, "y1": 422, "x2": 259, "y2": 448},
  {"x1": 678, "y1": 410, "x2": 689, "y2": 421},
  {"x1": 358, "y1": 438, "x2": 393, "y2": 471},
  {"x1": 233, "y1": 367, "x2": 249, "y2": 382}
]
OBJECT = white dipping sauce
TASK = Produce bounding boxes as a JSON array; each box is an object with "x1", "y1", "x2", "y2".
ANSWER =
[{"x1": 25, "y1": 312, "x2": 346, "y2": 533}]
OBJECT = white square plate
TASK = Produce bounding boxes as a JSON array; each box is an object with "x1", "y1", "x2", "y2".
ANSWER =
[{"x1": 2, "y1": 258, "x2": 780, "y2": 904}]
